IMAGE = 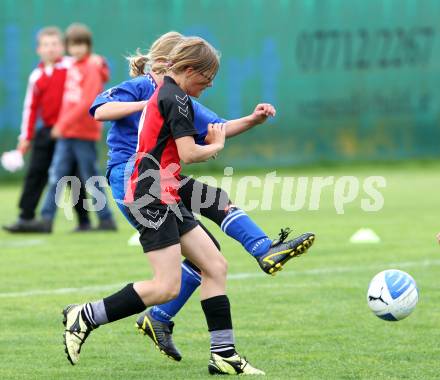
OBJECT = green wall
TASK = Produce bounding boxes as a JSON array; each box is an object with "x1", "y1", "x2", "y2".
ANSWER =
[{"x1": 1, "y1": 0, "x2": 439, "y2": 178}]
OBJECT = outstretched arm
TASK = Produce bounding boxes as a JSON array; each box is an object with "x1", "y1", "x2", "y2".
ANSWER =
[
  {"x1": 205, "y1": 104, "x2": 276, "y2": 144},
  {"x1": 90, "y1": 77, "x2": 151, "y2": 121},
  {"x1": 224, "y1": 103, "x2": 276, "y2": 138},
  {"x1": 94, "y1": 101, "x2": 148, "y2": 121}
]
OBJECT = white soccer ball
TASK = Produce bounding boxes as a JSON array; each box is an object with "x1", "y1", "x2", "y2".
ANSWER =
[{"x1": 367, "y1": 269, "x2": 418, "y2": 321}]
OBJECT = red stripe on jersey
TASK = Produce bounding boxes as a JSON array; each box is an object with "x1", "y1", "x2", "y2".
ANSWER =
[
  {"x1": 159, "y1": 135, "x2": 181, "y2": 203},
  {"x1": 138, "y1": 90, "x2": 163, "y2": 153},
  {"x1": 125, "y1": 83, "x2": 184, "y2": 206},
  {"x1": 125, "y1": 89, "x2": 165, "y2": 204}
]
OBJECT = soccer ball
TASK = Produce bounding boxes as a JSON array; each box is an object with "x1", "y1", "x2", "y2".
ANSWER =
[{"x1": 367, "y1": 269, "x2": 418, "y2": 321}]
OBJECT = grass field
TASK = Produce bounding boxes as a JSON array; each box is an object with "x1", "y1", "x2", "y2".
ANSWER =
[{"x1": 1, "y1": 163, "x2": 440, "y2": 379}]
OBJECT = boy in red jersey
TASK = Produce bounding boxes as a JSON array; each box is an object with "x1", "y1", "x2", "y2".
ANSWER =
[
  {"x1": 2, "y1": 27, "x2": 90, "y2": 233},
  {"x1": 37, "y1": 23, "x2": 116, "y2": 231}
]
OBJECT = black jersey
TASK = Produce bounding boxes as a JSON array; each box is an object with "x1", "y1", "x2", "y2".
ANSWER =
[{"x1": 126, "y1": 76, "x2": 198, "y2": 205}]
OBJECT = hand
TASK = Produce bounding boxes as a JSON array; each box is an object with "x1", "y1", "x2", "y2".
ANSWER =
[
  {"x1": 51, "y1": 126, "x2": 61, "y2": 139},
  {"x1": 250, "y1": 103, "x2": 276, "y2": 125},
  {"x1": 437, "y1": 232, "x2": 440, "y2": 244},
  {"x1": 205, "y1": 123, "x2": 225, "y2": 147},
  {"x1": 17, "y1": 139, "x2": 31, "y2": 155}
]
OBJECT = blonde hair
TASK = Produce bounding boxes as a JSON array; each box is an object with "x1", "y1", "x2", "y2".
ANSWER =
[
  {"x1": 127, "y1": 31, "x2": 183, "y2": 77},
  {"x1": 36, "y1": 26, "x2": 63, "y2": 44},
  {"x1": 167, "y1": 37, "x2": 220, "y2": 81}
]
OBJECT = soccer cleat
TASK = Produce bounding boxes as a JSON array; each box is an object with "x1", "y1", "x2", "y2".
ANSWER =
[
  {"x1": 135, "y1": 310, "x2": 182, "y2": 361},
  {"x1": 62, "y1": 304, "x2": 93, "y2": 365},
  {"x1": 257, "y1": 228, "x2": 315, "y2": 275},
  {"x1": 208, "y1": 352, "x2": 265, "y2": 375}
]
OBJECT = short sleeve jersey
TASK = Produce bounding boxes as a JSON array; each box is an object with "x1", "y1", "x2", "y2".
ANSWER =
[
  {"x1": 126, "y1": 76, "x2": 198, "y2": 205},
  {"x1": 89, "y1": 74, "x2": 157, "y2": 168},
  {"x1": 89, "y1": 74, "x2": 226, "y2": 170}
]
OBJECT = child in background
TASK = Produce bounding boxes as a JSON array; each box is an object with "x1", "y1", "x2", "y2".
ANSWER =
[
  {"x1": 2, "y1": 26, "x2": 91, "y2": 233},
  {"x1": 36, "y1": 23, "x2": 117, "y2": 231}
]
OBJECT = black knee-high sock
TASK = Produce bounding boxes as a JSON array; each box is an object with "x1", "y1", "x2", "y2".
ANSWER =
[
  {"x1": 201, "y1": 295, "x2": 235, "y2": 358},
  {"x1": 82, "y1": 283, "x2": 146, "y2": 327}
]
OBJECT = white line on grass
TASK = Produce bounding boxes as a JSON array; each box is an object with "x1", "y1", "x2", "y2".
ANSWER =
[
  {"x1": 1, "y1": 258, "x2": 439, "y2": 298},
  {"x1": 0, "y1": 283, "x2": 127, "y2": 298},
  {"x1": 0, "y1": 239, "x2": 45, "y2": 248}
]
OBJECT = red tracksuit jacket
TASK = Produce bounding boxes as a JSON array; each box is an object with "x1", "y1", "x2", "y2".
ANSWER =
[
  {"x1": 19, "y1": 55, "x2": 109, "y2": 142},
  {"x1": 57, "y1": 55, "x2": 109, "y2": 141},
  {"x1": 19, "y1": 56, "x2": 71, "y2": 141}
]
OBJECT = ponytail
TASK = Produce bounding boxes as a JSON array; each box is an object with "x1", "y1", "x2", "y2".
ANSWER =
[
  {"x1": 127, "y1": 31, "x2": 184, "y2": 77},
  {"x1": 127, "y1": 49, "x2": 150, "y2": 77}
]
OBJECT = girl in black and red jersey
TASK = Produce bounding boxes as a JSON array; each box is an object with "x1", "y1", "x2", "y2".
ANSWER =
[
  {"x1": 62, "y1": 37, "x2": 265, "y2": 375},
  {"x1": 91, "y1": 31, "x2": 314, "y2": 364}
]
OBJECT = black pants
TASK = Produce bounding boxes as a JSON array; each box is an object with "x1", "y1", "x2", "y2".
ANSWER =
[{"x1": 18, "y1": 127, "x2": 90, "y2": 223}]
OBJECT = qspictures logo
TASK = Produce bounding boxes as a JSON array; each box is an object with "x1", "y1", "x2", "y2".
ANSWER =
[{"x1": 54, "y1": 163, "x2": 386, "y2": 224}]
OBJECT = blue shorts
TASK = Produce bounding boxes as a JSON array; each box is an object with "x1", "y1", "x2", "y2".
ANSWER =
[{"x1": 107, "y1": 161, "x2": 139, "y2": 229}]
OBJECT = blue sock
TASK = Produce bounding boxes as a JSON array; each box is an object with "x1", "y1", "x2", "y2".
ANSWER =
[
  {"x1": 221, "y1": 208, "x2": 272, "y2": 258},
  {"x1": 150, "y1": 260, "x2": 201, "y2": 324}
]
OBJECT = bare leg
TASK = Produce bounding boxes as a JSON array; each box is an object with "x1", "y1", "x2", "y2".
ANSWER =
[
  {"x1": 133, "y1": 244, "x2": 183, "y2": 305},
  {"x1": 180, "y1": 225, "x2": 228, "y2": 300}
]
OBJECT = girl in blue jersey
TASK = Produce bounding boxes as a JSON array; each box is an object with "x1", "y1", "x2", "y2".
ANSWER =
[{"x1": 88, "y1": 32, "x2": 315, "y2": 360}]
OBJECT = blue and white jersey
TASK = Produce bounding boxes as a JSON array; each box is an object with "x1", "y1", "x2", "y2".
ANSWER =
[{"x1": 90, "y1": 73, "x2": 226, "y2": 169}]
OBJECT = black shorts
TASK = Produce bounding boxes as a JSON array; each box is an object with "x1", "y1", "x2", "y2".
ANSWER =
[{"x1": 127, "y1": 201, "x2": 198, "y2": 253}]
